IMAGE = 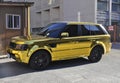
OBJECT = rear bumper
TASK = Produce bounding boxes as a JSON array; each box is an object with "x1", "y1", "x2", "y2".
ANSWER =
[{"x1": 106, "y1": 43, "x2": 112, "y2": 53}]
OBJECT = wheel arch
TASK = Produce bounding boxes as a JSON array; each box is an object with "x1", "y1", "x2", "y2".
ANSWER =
[
  {"x1": 29, "y1": 49, "x2": 52, "y2": 64},
  {"x1": 88, "y1": 44, "x2": 104, "y2": 63}
]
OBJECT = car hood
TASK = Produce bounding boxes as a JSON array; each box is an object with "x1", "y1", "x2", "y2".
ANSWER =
[{"x1": 11, "y1": 35, "x2": 55, "y2": 44}]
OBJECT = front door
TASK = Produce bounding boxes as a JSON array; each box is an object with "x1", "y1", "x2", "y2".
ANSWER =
[{"x1": 51, "y1": 25, "x2": 83, "y2": 60}]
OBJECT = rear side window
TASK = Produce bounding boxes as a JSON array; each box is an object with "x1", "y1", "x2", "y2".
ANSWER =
[
  {"x1": 62, "y1": 24, "x2": 107, "y2": 37},
  {"x1": 80, "y1": 25, "x2": 106, "y2": 36},
  {"x1": 85, "y1": 25, "x2": 105, "y2": 35}
]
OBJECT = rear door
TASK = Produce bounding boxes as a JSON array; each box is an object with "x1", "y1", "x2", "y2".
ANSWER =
[
  {"x1": 78, "y1": 24, "x2": 107, "y2": 56},
  {"x1": 75, "y1": 25, "x2": 92, "y2": 56}
]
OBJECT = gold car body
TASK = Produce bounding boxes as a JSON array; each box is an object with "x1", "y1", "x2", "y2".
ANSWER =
[{"x1": 7, "y1": 22, "x2": 112, "y2": 64}]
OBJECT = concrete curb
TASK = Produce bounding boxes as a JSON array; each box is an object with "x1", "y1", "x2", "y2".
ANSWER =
[{"x1": 0, "y1": 55, "x2": 8, "y2": 59}]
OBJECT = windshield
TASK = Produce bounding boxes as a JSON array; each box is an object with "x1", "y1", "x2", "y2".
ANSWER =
[{"x1": 38, "y1": 23, "x2": 66, "y2": 38}]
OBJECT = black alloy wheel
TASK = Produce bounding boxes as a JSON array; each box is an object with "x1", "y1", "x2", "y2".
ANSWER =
[
  {"x1": 88, "y1": 46, "x2": 103, "y2": 63},
  {"x1": 29, "y1": 51, "x2": 51, "y2": 70}
]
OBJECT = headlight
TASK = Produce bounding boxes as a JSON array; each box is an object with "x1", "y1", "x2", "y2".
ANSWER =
[
  {"x1": 16, "y1": 44, "x2": 22, "y2": 50},
  {"x1": 9, "y1": 42, "x2": 28, "y2": 50},
  {"x1": 16, "y1": 44, "x2": 28, "y2": 50},
  {"x1": 21, "y1": 44, "x2": 28, "y2": 50}
]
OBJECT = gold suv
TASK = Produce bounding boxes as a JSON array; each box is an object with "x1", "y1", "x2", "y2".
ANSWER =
[{"x1": 7, "y1": 22, "x2": 111, "y2": 70}]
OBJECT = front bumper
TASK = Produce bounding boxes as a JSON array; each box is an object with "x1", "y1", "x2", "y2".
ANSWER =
[
  {"x1": 7, "y1": 49, "x2": 21, "y2": 62},
  {"x1": 7, "y1": 48, "x2": 29, "y2": 63}
]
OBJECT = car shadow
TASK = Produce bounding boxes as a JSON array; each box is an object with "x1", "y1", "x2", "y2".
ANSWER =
[
  {"x1": 47, "y1": 58, "x2": 90, "y2": 70},
  {"x1": 0, "y1": 58, "x2": 91, "y2": 78}
]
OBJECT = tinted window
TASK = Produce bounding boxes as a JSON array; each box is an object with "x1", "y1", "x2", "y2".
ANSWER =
[
  {"x1": 82, "y1": 25, "x2": 104, "y2": 35},
  {"x1": 64, "y1": 25, "x2": 78, "y2": 37},
  {"x1": 79, "y1": 25, "x2": 105, "y2": 36},
  {"x1": 80, "y1": 25, "x2": 90, "y2": 36},
  {"x1": 39, "y1": 23, "x2": 66, "y2": 38},
  {"x1": 89, "y1": 25, "x2": 105, "y2": 35}
]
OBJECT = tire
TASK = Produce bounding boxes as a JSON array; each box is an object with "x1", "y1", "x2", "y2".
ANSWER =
[
  {"x1": 29, "y1": 51, "x2": 51, "y2": 70},
  {"x1": 88, "y1": 46, "x2": 103, "y2": 63}
]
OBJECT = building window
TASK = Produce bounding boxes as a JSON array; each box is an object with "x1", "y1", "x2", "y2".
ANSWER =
[
  {"x1": 112, "y1": 4, "x2": 119, "y2": 12},
  {"x1": 6, "y1": 14, "x2": 21, "y2": 29},
  {"x1": 112, "y1": 0, "x2": 119, "y2": 2},
  {"x1": 97, "y1": 1, "x2": 107, "y2": 11}
]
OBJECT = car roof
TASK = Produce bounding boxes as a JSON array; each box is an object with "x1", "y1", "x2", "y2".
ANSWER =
[
  {"x1": 54, "y1": 21, "x2": 100, "y2": 25},
  {"x1": 68, "y1": 22, "x2": 100, "y2": 25}
]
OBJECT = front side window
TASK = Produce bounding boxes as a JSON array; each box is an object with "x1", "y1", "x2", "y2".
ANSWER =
[
  {"x1": 38, "y1": 23, "x2": 66, "y2": 38},
  {"x1": 6, "y1": 14, "x2": 21, "y2": 29}
]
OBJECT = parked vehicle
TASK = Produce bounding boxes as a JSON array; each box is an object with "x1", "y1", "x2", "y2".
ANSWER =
[{"x1": 7, "y1": 22, "x2": 112, "y2": 70}]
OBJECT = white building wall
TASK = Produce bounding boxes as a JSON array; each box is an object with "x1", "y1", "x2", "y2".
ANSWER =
[
  {"x1": 62, "y1": 0, "x2": 96, "y2": 22},
  {"x1": 51, "y1": 7, "x2": 60, "y2": 22},
  {"x1": 38, "y1": 0, "x2": 62, "y2": 27},
  {"x1": 4, "y1": 0, "x2": 97, "y2": 28},
  {"x1": 38, "y1": 0, "x2": 97, "y2": 27}
]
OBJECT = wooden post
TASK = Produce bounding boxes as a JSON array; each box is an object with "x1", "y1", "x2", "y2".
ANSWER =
[
  {"x1": 24, "y1": 6, "x2": 31, "y2": 40},
  {"x1": 27, "y1": 6, "x2": 31, "y2": 40}
]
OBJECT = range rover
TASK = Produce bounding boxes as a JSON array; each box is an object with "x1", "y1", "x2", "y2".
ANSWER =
[{"x1": 7, "y1": 22, "x2": 111, "y2": 70}]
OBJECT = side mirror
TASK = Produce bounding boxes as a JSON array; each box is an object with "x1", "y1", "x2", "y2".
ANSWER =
[{"x1": 61, "y1": 32, "x2": 69, "y2": 38}]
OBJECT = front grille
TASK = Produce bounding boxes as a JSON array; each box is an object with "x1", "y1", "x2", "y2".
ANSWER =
[{"x1": 9, "y1": 42, "x2": 16, "y2": 49}]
